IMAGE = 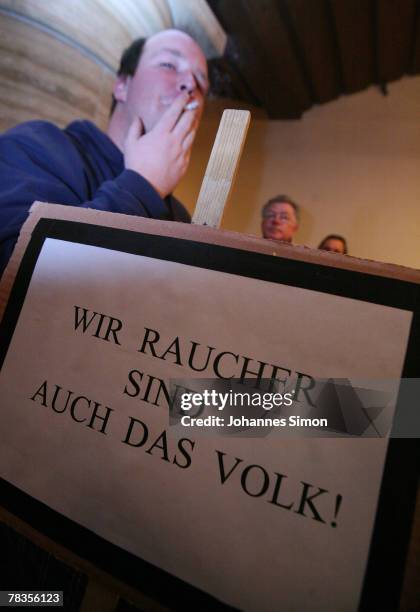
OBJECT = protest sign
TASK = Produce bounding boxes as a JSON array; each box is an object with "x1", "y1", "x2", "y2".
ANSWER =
[{"x1": 0, "y1": 204, "x2": 419, "y2": 611}]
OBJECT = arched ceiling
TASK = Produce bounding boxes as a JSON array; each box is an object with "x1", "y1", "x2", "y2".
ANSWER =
[{"x1": 0, "y1": 0, "x2": 226, "y2": 131}]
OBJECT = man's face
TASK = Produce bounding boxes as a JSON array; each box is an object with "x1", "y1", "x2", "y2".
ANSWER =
[
  {"x1": 118, "y1": 30, "x2": 209, "y2": 133},
  {"x1": 261, "y1": 202, "x2": 298, "y2": 242},
  {"x1": 320, "y1": 238, "x2": 346, "y2": 254}
]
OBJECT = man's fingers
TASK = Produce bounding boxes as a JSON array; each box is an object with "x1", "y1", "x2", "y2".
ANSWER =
[
  {"x1": 182, "y1": 129, "x2": 196, "y2": 152},
  {"x1": 172, "y1": 104, "x2": 198, "y2": 141},
  {"x1": 156, "y1": 91, "x2": 190, "y2": 133},
  {"x1": 126, "y1": 115, "x2": 144, "y2": 145}
]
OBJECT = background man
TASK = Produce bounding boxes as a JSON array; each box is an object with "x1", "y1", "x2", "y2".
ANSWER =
[
  {"x1": 318, "y1": 235, "x2": 348, "y2": 254},
  {"x1": 261, "y1": 195, "x2": 299, "y2": 243},
  {"x1": 0, "y1": 29, "x2": 208, "y2": 277}
]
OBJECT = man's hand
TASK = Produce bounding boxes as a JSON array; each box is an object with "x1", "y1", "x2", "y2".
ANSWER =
[{"x1": 123, "y1": 91, "x2": 199, "y2": 198}]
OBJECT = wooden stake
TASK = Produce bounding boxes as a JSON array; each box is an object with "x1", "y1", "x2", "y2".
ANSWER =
[{"x1": 192, "y1": 109, "x2": 250, "y2": 228}]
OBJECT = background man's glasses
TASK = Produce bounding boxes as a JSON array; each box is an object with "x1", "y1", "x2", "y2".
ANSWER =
[{"x1": 263, "y1": 212, "x2": 294, "y2": 223}]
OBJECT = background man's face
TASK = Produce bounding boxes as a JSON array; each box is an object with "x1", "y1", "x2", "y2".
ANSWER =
[
  {"x1": 262, "y1": 202, "x2": 298, "y2": 242},
  {"x1": 121, "y1": 30, "x2": 208, "y2": 133},
  {"x1": 320, "y1": 238, "x2": 346, "y2": 254}
]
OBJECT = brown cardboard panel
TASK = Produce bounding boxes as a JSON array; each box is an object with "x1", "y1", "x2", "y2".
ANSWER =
[{"x1": 0, "y1": 202, "x2": 419, "y2": 611}]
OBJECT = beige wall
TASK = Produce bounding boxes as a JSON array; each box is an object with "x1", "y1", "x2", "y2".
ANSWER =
[{"x1": 176, "y1": 76, "x2": 420, "y2": 269}]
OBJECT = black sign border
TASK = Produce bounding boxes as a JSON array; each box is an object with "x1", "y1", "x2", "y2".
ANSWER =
[{"x1": 1, "y1": 218, "x2": 419, "y2": 612}]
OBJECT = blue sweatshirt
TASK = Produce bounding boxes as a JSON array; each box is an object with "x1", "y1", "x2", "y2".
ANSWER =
[{"x1": 0, "y1": 119, "x2": 190, "y2": 276}]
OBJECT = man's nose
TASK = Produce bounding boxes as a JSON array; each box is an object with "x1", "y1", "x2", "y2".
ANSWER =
[{"x1": 178, "y1": 71, "x2": 197, "y2": 95}]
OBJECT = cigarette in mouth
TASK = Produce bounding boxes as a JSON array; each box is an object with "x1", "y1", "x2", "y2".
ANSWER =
[{"x1": 185, "y1": 100, "x2": 199, "y2": 111}]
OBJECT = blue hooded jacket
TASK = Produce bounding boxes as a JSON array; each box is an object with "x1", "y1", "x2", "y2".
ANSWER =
[{"x1": 0, "y1": 119, "x2": 190, "y2": 276}]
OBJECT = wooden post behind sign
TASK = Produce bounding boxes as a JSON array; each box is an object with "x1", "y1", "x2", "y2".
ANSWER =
[{"x1": 192, "y1": 109, "x2": 250, "y2": 228}]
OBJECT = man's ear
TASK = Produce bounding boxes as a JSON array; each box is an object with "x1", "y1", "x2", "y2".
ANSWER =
[{"x1": 113, "y1": 75, "x2": 130, "y2": 103}]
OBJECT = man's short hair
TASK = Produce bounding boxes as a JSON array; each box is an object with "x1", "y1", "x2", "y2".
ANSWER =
[
  {"x1": 318, "y1": 234, "x2": 348, "y2": 254},
  {"x1": 110, "y1": 38, "x2": 146, "y2": 115},
  {"x1": 262, "y1": 195, "x2": 300, "y2": 224}
]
